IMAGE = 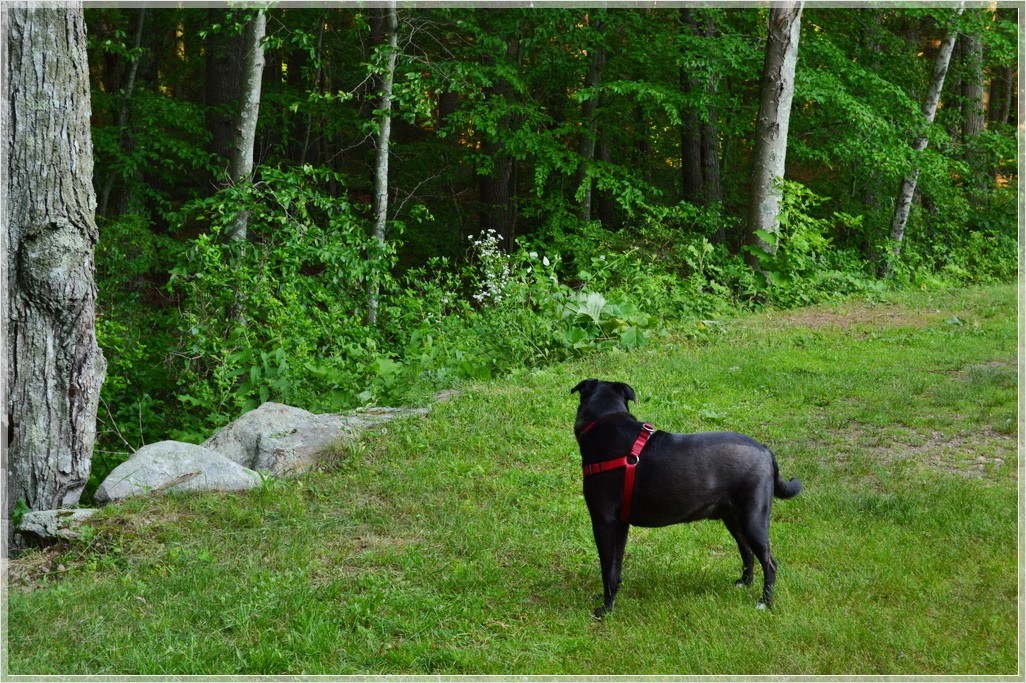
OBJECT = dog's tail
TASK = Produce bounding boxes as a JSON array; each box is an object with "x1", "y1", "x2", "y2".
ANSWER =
[{"x1": 772, "y1": 453, "x2": 802, "y2": 499}]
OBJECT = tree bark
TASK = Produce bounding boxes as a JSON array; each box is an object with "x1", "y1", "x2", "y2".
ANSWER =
[
  {"x1": 575, "y1": 17, "x2": 606, "y2": 223},
  {"x1": 881, "y1": 6, "x2": 963, "y2": 279},
  {"x1": 5, "y1": 4, "x2": 107, "y2": 529},
  {"x1": 745, "y1": 1, "x2": 803, "y2": 271},
  {"x1": 225, "y1": 10, "x2": 266, "y2": 243},
  {"x1": 960, "y1": 32, "x2": 986, "y2": 141},
  {"x1": 366, "y1": 2, "x2": 398, "y2": 326},
  {"x1": 204, "y1": 9, "x2": 245, "y2": 163},
  {"x1": 960, "y1": 28, "x2": 986, "y2": 199}
]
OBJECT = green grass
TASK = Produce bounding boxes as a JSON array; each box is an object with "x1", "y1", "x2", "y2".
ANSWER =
[{"x1": 6, "y1": 285, "x2": 1020, "y2": 676}]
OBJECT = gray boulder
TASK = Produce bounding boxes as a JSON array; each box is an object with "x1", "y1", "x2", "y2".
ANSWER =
[
  {"x1": 202, "y1": 402, "x2": 427, "y2": 476},
  {"x1": 94, "y1": 440, "x2": 262, "y2": 504},
  {"x1": 18, "y1": 508, "x2": 99, "y2": 541}
]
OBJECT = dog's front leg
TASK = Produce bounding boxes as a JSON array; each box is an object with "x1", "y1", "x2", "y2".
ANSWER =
[{"x1": 592, "y1": 519, "x2": 630, "y2": 618}]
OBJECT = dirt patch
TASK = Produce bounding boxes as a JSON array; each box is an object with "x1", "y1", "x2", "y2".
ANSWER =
[
  {"x1": 823, "y1": 422, "x2": 1016, "y2": 482},
  {"x1": 757, "y1": 302, "x2": 950, "y2": 331},
  {"x1": 5, "y1": 543, "x2": 75, "y2": 593}
]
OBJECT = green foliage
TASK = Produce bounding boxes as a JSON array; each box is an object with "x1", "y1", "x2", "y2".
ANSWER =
[
  {"x1": 743, "y1": 181, "x2": 884, "y2": 306},
  {"x1": 160, "y1": 166, "x2": 395, "y2": 438},
  {"x1": 92, "y1": 215, "x2": 180, "y2": 496}
]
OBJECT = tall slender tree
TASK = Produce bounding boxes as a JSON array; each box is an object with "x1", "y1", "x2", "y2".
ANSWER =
[
  {"x1": 745, "y1": 1, "x2": 803, "y2": 271},
  {"x1": 366, "y1": 2, "x2": 398, "y2": 326},
  {"x1": 882, "y1": 6, "x2": 963, "y2": 279},
  {"x1": 6, "y1": 3, "x2": 107, "y2": 532},
  {"x1": 226, "y1": 9, "x2": 266, "y2": 242}
]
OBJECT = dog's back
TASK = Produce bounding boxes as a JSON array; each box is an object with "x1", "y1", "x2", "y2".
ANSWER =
[{"x1": 628, "y1": 431, "x2": 778, "y2": 527}]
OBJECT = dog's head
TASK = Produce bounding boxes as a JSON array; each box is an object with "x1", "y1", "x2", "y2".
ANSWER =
[{"x1": 570, "y1": 379, "x2": 637, "y2": 432}]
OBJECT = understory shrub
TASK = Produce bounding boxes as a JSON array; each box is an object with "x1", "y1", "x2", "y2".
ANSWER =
[{"x1": 166, "y1": 165, "x2": 395, "y2": 440}]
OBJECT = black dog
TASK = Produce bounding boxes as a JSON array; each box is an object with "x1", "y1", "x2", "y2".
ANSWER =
[{"x1": 571, "y1": 379, "x2": 801, "y2": 617}]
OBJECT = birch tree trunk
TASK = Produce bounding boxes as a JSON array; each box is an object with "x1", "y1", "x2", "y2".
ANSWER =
[
  {"x1": 745, "y1": 1, "x2": 803, "y2": 271},
  {"x1": 226, "y1": 10, "x2": 266, "y2": 243},
  {"x1": 881, "y1": 7, "x2": 963, "y2": 279},
  {"x1": 366, "y1": 2, "x2": 398, "y2": 326},
  {"x1": 5, "y1": 4, "x2": 107, "y2": 529}
]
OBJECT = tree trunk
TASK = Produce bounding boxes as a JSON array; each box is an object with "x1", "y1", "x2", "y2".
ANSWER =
[
  {"x1": 960, "y1": 28, "x2": 986, "y2": 200},
  {"x1": 681, "y1": 8, "x2": 723, "y2": 225},
  {"x1": 745, "y1": 1, "x2": 803, "y2": 271},
  {"x1": 98, "y1": 8, "x2": 146, "y2": 217},
  {"x1": 204, "y1": 9, "x2": 245, "y2": 163},
  {"x1": 478, "y1": 37, "x2": 521, "y2": 249},
  {"x1": 680, "y1": 9, "x2": 704, "y2": 206},
  {"x1": 700, "y1": 82, "x2": 723, "y2": 209},
  {"x1": 225, "y1": 10, "x2": 266, "y2": 243},
  {"x1": 366, "y1": 2, "x2": 398, "y2": 326},
  {"x1": 5, "y1": 4, "x2": 107, "y2": 532},
  {"x1": 881, "y1": 7, "x2": 962, "y2": 279},
  {"x1": 987, "y1": 64, "x2": 1012, "y2": 127},
  {"x1": 960, "y1": 32, "x2": 986, "y2": 141},
  {"x1": 575, "y1": 18, "x2": 606, "y2": 223}
]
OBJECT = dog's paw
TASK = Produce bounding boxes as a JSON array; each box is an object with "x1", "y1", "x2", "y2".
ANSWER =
[{"x1": 755, "y1": 601, "x2": 771, "y2": 610}]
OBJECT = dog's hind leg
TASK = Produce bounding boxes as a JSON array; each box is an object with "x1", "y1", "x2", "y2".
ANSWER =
[
  {"x1": 739, "y1": 507, "x2": 777, "y2": 609},
  {"x1": 592, "y1": 519, "x2": 630, "y2": 618},
  {"x1": 723, "y1": 513, "x2": 755, "y2": 588}
]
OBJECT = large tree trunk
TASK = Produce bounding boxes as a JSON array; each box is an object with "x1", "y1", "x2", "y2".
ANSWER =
[
  {"x1": 745, "y1": 1, "x2": 803, "y2": 271},
  {"x1": 5, "y1": 4, "x2": 107, "y2": 530},
  {"x1": 225, "y1": 9, "x2": 266, "y2": 243},
  {"x1": 366, "y1": 2, "x2": 398, "y2": 326},
  {"x1": 881, "y1": 7, "x2": 962, "y2": 279}
]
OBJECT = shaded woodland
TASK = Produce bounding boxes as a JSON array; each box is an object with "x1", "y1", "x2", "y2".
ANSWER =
[{"x1": 81, "y1": 6, "x2": 1017, "y2": 490}]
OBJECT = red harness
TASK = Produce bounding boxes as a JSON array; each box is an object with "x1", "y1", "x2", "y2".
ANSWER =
[{"x1": 579, "y1": 421, "x2": 655, "y2": 524}]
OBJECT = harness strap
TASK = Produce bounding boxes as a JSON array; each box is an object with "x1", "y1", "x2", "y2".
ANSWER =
[
  {"x1": 577, "y1": 412, "x2": 631, "y2": 438},
  {"x1": 581, "y1": 423, "x2": 655, "y2": 524}
]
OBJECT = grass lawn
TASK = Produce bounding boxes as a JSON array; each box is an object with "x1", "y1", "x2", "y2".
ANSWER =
[{"x1": 4, "y1": 284, "x2": 1020, "y2": 676}]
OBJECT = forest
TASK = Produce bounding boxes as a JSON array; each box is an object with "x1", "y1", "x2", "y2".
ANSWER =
[{"x1": 82, "y1": 5, "x2": 1017, "y2": 498}]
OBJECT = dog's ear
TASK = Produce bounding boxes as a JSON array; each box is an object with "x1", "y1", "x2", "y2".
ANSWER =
[
  {"x1": 570, "y1": 379, "x2": 599, "y2": 397},
  {"x1": 616, "y1": 382, "x2": 637, "y2": 406}
]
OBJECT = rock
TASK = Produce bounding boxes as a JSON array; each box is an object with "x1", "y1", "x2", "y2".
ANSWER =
[
  {"x1": 202, "y1": 402, "x2": 427, "y2": 476},
  {"x1": 17, "y1": 508, "x2": 99, "y2": 542},
  {"x1": 94, "y1": 441, "x2": 262, "y2": 504}
]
